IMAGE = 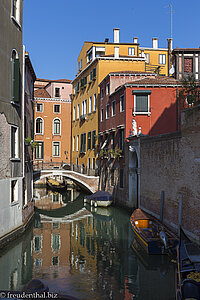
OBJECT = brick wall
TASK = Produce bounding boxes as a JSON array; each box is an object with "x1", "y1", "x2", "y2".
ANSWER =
[{"x1": 136, "y1": 107, "x2": 200, "y2": 241}]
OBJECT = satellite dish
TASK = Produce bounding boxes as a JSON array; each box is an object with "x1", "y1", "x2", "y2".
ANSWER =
[{"x1": 169, "y1": 65, "x2": 175, "y2": 75}]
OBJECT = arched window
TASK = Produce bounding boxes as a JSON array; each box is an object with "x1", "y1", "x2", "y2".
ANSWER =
[
  {"x1": 35, "y1": 118, "x2": 43, "y2": 134},
  {"x1": 53, "y1": 118, "x2": 60, "y2": 135}
]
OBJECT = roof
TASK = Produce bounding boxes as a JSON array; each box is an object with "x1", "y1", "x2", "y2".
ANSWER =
[
  {"x1": 34, "y1": 88, "x2": 51, "y2": 98},
  {"x1": 173, "y1": 48, "x2": 200, "y2": 52},
  {"x1": 36, "y1": 78, "x2": 72, "y2": 84},
  {"x1": 125, "y1": 76, "x2": 180, "y2": 86}
]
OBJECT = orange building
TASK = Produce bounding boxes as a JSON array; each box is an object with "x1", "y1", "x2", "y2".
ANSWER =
[{"x1": 34, "y1": 78, "x2": 72, "y2": 167}]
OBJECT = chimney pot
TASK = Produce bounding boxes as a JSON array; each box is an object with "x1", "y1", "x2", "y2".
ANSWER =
[
  {"x1": 152, "y1": 38, "x2": 158, "y2": 49},
  {"x1": 133, "y1": 37, "x2": 138, "y2": 44},
  {"x1": 113, "y1": 28, "x2": 120, "y2": 43}
]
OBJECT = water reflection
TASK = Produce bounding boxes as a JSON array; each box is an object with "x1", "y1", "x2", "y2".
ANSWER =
[{"x1": 0, "y1": 187, "x2": 176, "y2": 299}]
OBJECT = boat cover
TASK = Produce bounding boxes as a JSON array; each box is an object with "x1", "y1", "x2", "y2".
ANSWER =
[
  {"x1": 131, "y1": 209, "x2": 152, "y2": 221},
  {"x1": 85, "y1": 191, "x2": 113, "y2": 201}
]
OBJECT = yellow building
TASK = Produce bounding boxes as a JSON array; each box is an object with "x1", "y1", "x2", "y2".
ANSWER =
[{"x1": 71, "y1": 29, "x2": 169, "y2": 171}]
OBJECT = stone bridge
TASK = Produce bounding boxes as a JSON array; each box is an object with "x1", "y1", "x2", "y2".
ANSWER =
[{"x1": 33, "y1": 169, "x2": 99, "y2": 193}]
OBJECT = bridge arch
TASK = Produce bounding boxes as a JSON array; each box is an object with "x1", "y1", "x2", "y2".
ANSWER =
[{"x1": 34, "y1": 170, "x2": 99, "y2": 193}]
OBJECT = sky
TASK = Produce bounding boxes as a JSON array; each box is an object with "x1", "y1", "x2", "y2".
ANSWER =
[{"x1": 23, "y1": 0, "x2": 200, "y2": 81}]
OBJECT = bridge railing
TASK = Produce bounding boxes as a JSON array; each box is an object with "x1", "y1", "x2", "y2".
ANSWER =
[{"x1": 33, "y1": 161, "x2": 99, "y2": 177}]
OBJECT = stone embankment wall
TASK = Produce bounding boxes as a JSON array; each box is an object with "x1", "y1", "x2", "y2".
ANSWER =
[{"x1": 139, "y1": 107, "x2": 200, "y2": 242}]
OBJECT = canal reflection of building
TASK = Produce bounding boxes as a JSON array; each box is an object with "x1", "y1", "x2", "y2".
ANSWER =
[
  {"x1": 32, "y1": 207, "x2": 93, "y2": 279},
  {"x1": 0, "y1": 225, "x2": 33, "y2": 291},
  {"x1": 34, "y1": 187, "x2": 81, "y2": 210}
]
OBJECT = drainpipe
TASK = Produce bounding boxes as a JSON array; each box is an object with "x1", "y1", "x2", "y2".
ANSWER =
[{"x1": 22, "y1": 45, "x2": 25, "y2": 179}]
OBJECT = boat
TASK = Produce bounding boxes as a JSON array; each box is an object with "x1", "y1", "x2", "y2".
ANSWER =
[
  {"x1": 84, "y1": 191, "x2": 113, "y2": 207},
  {"x1": 130, "y1": 209, "x2": 178, "y2": 255},
  {"x1": 46, "y1": 177, "x2": 67, "y2": 191},
  {"x1": 176, "y1": 227, "x2": 200, "y2": 300}
]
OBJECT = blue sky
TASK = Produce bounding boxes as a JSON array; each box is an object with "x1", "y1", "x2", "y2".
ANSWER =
[{"x1": 23, "y1": 0, "x2": 200, "y2": 80}]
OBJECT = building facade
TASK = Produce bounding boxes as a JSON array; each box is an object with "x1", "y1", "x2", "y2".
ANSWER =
[
  {"x1": 99, "y1": 76, "x2": 180, "y2": 204},
  {"x1": 0, "y1": 0, "x2": 36, "y2": 244},
  {"x1": 71, "y1": 29, "x2": 169, "y2": 174},
  {"x1": 34, "y1": 79, "x2": 72, "y2": 168},
  {"x1": 172, "y1": 48, "x2": 200, "y2": 81}
]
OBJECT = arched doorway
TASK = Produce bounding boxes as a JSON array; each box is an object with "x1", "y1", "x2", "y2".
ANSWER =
[{"x1": 129, "y1": 147, "x2": 139, "y2": 208}]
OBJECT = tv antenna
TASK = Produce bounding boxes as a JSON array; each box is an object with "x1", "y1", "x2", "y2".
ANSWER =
[{"x1": 169, "y1": 4, "x2": 173, "y2": 39}]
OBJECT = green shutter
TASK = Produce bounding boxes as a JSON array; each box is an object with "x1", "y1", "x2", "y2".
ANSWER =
[
  {"x1": 135, "y1": 95, "x2": 148, "y2": 112},
  {"x1": 12, "y1": 58, "x2": 20, "y2": 102}
]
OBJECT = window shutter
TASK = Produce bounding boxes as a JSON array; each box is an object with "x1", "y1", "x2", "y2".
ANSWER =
[
  {"x1": 12, "y1": 58, "x2": 20, "y2": 102},
  {"x1": 135, "y1": 95, "x2": 148, "y2": 112},
  {"x1": 41, "y1": 142, "x2": 44, "y2": 159}
]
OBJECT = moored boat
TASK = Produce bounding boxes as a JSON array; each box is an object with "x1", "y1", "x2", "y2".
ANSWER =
[
  {"x1": 176, "y1": 227, "x2": 200, "y2": 300},
  {"x1": 46, "y1": 177, "x2": 67, "y2": 191},
  {"x1": 130, "y1": 209, "x2": 178, "y2": 255},
  {"x1": 84, "y1": 191, "x2": 113, "y2": 207}
]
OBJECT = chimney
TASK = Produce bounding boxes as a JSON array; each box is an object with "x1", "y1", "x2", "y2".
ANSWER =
[
  {"x1": 167, "y1": 38, "x2": 173, "y2": 52},
  {"x1": 133, "y1": 37, "x2": 138, "y2": 44},
  {"x1": 152, "y1": 38, "x2": 158, "y2": 49},
  {"x1": 114, "y1": 46, "x2": 119, "y2": 59},
  {"x1": 113, "y1": 28, "x2": 120, "y2": 43}
]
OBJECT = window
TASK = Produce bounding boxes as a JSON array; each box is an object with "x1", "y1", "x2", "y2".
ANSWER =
[
  {"x1": 90, "y1": 71, "x2": 93, "y2": 82},
  {"x1": 89, "y1": 96, "x2": 92, "y2": 114},
  {"x1": 12, "y1": 0, "x2": 20, "y2": 23},
  {"x1": 35, "y1": 142, "x2": 43, "y2": 159},
  {"x1": 54, "y1": 104, "x2": 60, "y2": 113},
  {"x1": 92, "y1": 158, "x2": 95, "y2": 169},
  {"x1": 81, "y1": 76, "x2": 87, "y2": 88},
  {"x1": 120, "y1": 169, "x2": 124, "y2": 188},
  {"x1": 112, "y1": 101, "x2": 116, "y2": 116},
  {"x1": 106, "y1": 104, "x2": 109, "y2": 119},
  {"x1": 80, "y1": 133, "x2": 86, "y2": 153},
  {"x1": 128, "y1": 48, "x2": 135, "y2": 56},
  {"x1": 101, "y1": 108, "x2": 103, "y2": 122},
  {"x1": 11, "y1": 180, "x2": 18, "y2": 203},
  {"x1": 11, "y1": 51, "x2": 20, "y2": 103},
  {"x1": 184, "y1": 58, "x2": 193, "y2": 73},
  {"x1": 88, "y1": 158, "x2": 91, "y2": 169},
  {"x1": 73, "y1": 106, "x2": 76, "y2": 121},
  {"x1": 36, "y1": 103, "x2": 43, "y2": 112},
  {"x1": 34, "y1": 236, "x2": 42, "y2": 252},
  {"x1": 53, "y1": 142, "x2": 60, "y2": 157},
  {"x1": 52, "y1": 234, "x2": 60, "y2": 251},
  {"x1": 145, "y1": 53, "x2": 150, "y2": 63},
  {"x1": 119, "y1": 129, "x2": 124, "y2": 152},
  {"x1": 93, "y1": 94, "x2": 96, "y2": 111},
  {"x1": 73, "y1": 136, "x2": 75, "y2": 152},
  {"x1": 100, "y1": 88, "x2": 104, "y2": 99},
  {"x1": 95, "y1": 46, "x2": 105, "y2": 57},
  {"x1": 53, "y1": 118, "x2": 60, "y2": 135},
  {"x1": 77, "y1": 104, "x2": 80, "y2": 119},
  {"x1": 81, "y1": 100, "x2": 87, "y2": 117},
  {"x1": 55, "y1": 88, "x2": 60, "y2": 97},
  {"x1": 11, "y1": 126, "x2": 19, "y2": 158},
  {"x1": 92, "y1": 130, "x2": 96, "y2": 149},
  {"x1": 80, "y1": 59, "x2": 82, "y2": 69},
  {"x1": 76, "y1": 135, "x2": 79, "y2": 152},
  {"x1": 106, "y1": 83, "x2": 110, "y2": 95},
  {"x1": 78, "y1": 61, "x2": 80, "y2": 72},
  {"x1": 87, "y1": 132, "x2": 91, "y2": 150},
  {"x1": 159, "y1": 54, "x2": 166, "y2": 65},
  {"x1": 87, "y1": 48, "x2": 93, "y2": 63},
  {"x1": 120, "y1": 95, "x2": 124, "y2": 112},
  {"x1": 133, "y1": 91, "x2": 151, "y2": 115},
  {"x1": 35, "y1": 118, "x2": 43, "y2": 134}
]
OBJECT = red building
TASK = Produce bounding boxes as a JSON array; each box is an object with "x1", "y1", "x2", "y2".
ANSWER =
[{"x1": 98, "y1": 75, "x2": 180, "y2": 202}]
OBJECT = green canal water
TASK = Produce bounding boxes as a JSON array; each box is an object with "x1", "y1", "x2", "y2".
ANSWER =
[{"x1": 0, "y1": 187, "x2": 176, "y2": 300}]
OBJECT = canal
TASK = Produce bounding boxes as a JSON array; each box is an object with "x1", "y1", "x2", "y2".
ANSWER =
[{"x1": 0, "y1": 186, "x2": 176, "y2": 300}]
